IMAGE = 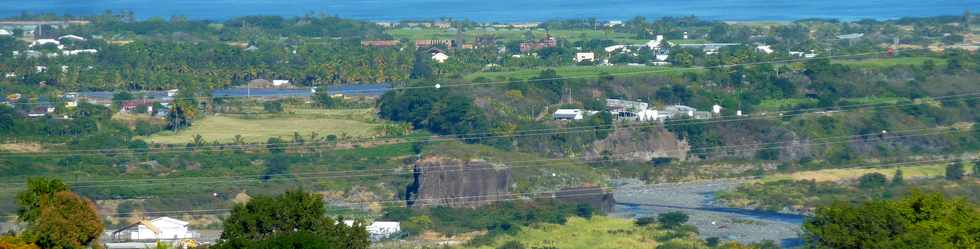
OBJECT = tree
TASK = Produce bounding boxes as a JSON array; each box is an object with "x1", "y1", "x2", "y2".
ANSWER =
[
  {"x1": 27, "y1": 192, "x2": 103, "y2": 249},
  {"x1": 497, "y1": 241, "x2": 526, "y2": 249},
  {"x1": 974, "y1": 160, "x2": 980, "y2": 179},
  {"x1": 857, "y1": 172, "x2": 887, "y2": 189},
  {"x1": 313, "y1": 91, "x2": 336, "y2": 108},
  {"x1": 215, "y1": 190, "x2": 369, "y2": 249},
  {"x1": 945, "y1": 161, "x2": 964, "y2": 180},
  {"x1": 0, "y1": 105, "x2": 15, "y2": 133},
  {"x1": 657, "y1": 212, "x2": 689, "y2": 229},
  {"x1": 16, "y1": 178, "x2": 68, "y2": 223},
  {"x1": 167, "y1": 101, "x2": 196, "y2": 131},
  {"x1": 263, "y1": 100, "x2": 284, "y2": 113},
  {"x1": 891, "y1": 168, "x2": 905, "y2": 186},
  {"x1": 803, "y1": 192, "x2": 980, "y2": 248},
  {"x1": 635, "y1": 217, "x2": 656, "y2": 226},
  {"x1": 0, "y1": 236, "x2": 38, "y2": 249}
]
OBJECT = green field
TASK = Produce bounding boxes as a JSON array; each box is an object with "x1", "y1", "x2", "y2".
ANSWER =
[
  {"x1": 757, "y1": 98, "x2": 819, "y2": 111},
  {"x1": 465, "y1": 65, "x2": 694, "y2": 81},
  {"x1": 471, "y1": 216, "x2": 666, "y2": 249},
  {"x1": 143, "y1": 110, "x2": 382, "y2": 144},
  {"x1": 388, "y1": 28, "x2": 648, "y2": 43},
  {"x1": 761, "y1": 163, "x2": 973, "y2": 182},
  {"x1": 833, "y1": 56, "x2": 947, "y2": 68}
]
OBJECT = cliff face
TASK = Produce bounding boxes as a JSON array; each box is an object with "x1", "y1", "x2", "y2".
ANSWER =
[
  {"x1": 586, "y1": 126, "x2": 690, "y2": 161},
  {"x1": 554, "y1": 187, "x2": 615, "y2": 213},
  {"x1": 406, "y1": 158, "x2": 512, "y2": 208}
]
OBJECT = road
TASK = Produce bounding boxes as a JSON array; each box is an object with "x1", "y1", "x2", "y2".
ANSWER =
[{"x1": 611, "y1": 179, "x2": 804, "y2": 248}]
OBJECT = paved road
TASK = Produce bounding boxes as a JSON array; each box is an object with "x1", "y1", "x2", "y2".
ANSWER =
[{"x1": 611, "y1": 179, "x2": 804, "y2": 248}]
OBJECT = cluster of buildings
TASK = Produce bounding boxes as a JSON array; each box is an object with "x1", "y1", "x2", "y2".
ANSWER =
[
  {"x1": 554, "y1": 99, "x2": 733, "y2": 122},
  {"x1": 10, "y1": 34, "x2": 98, "y2": 59}
]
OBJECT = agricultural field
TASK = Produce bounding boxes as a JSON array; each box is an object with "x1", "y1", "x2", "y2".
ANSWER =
[
  {"x1": 760, "y1": 162, "x2": 974, "y2": 182},
  {"x1": 832, "y1": 56, "x2": 947, "y2": 69},
  {"x1": 470, "y1": 216, "x2": 684, "y2": 249},
  {"x1": 387, "y1": 28, "x2": 648, "y2": 43},
  {"x1": 142, "y1": 109, "x2": 383, "y2": 144}
]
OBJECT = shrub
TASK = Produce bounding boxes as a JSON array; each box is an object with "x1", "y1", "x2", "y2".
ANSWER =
[
  {"x1": 657, "y1": 212, "x2": 689, "y2": 229},
  {"x1": 857, "y1": 172, "x2": 888, "y2": 189},
  {"x1": 945, "y1": 161, "x2": 964, "y2": 180},
  {"x1": 635, "y1": 217, "x2": 656, "y2": 226}
]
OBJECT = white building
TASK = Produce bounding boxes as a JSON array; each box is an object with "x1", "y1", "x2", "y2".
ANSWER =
[
  {"x1": 30, "y1": 39, "x2": 62, "y2": 49},
  {"x1": 272, "y1": 80, "x2": 290, "y2": 87},
  {"x1": 756, "y1": 45, "x2": 774, "y2": 54},
  {"x1": 574, "y1": 52, "x2": 595, "y2": 63},
  {"x1": 0, "y1": 29, "x2": 10, "y2": 36},
  {"x1": 124, "y1": 217, "x2": 194, "y2": 240},
  {"x1": 553, "y1": 109, "x2": 585, "y2": 120},
  {"x1": 344, "y1": 221, "x2": 401, "y2": 241},
  {"x1": 58, "y1": 34, "x2": 86, "y2": 41},
  {"x1": 431, "y1": 52, "x2": 449, "y2": 63},
  {"x1": 62, "y1": 49, "x2": 98, "y2": 56},
  {"x1": 604, "y1": 45, "x2": 627, "y2": 53}
]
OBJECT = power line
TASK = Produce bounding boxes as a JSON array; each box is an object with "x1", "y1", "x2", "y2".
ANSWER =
[
  {"x1": 0, "y1": 126, "x2": 955, "y2": 190},
  {"x1": 2, "y1": 157, "x2": 957, "y2": 220},
  {"x1": 2, "y1": 90, "x2": 976, "y2": 158}
]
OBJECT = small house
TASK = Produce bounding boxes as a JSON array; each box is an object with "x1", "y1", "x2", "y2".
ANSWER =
[
  {"x1": 272, "y1": 80, "x2": 290, "y2": 87},
  {"x1": 553, "y1": 109, "x2": 584, "y2": 120},
  {"x1": 574, "y1": 52, "x2": 595, "y2": 63},
  {"x1": 112, "y1": 217, "x2": 195, "y2": 241},
  {"x1": 58, "y1": 34, "x2": 86, "y2": 42},
  {"x1": 431, "y1": 52, "x2": 449, "y2": 63},
  {"x1": 344, "y1": 221, "x2": 401, "y2": 241}
]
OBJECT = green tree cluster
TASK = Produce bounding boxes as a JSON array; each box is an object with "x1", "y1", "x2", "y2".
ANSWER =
[
  {"x1": 803, "y1": 192, "x2": 980, "y2": 248},
  {"x1": 214, "y1": 189, "x2": 369, "y2": 249}
]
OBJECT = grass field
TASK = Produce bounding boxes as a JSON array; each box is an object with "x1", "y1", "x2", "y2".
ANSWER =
[
  {"x1": 757, "y1": 98, "x2": 819, "y2": 111},
  {"x1": 142, "y1": 111, "x2": 381, "y2": 144},
  {"x1": 833, "y1": 56, "x2": 947, "y2": 69},
  {"x1": 761, "y1": 162, "x2": 976, "y2": 182},
  {"x1": 388, "y1": 28, "x2": 648, "y2": 43},
  {"x1": 471, "y1": 216, "x2": 671, "y2": 249},
  {"x1": 465, "y1": 65, "x2": 693, "y2": 81}
]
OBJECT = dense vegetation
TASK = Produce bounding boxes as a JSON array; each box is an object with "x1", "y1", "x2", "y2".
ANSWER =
[{"x1": 803, "y1": 192, "x2": 980, "y2": 248}]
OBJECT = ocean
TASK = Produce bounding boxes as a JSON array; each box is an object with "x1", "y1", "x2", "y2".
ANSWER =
[{"x1": 1, "y1": 0, "x2": 977, "y2": 22}]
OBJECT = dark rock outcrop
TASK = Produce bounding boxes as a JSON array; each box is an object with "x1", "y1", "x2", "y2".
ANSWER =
[
  {"x1": 406, "y1": 158, "x2": 512, "y2": 208},
  {"x1": 554, "y1": 186, "x2": 615, "y2": 213}
]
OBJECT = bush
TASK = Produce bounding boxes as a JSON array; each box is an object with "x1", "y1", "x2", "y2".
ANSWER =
[
  {"x1": 497, "y1": 240, "x2": 525, "y2": 249},
  {"x1": 858, "y1": 173, "x2": 888, "y2": 189},
  {"x1": 263, "y1": 101, "x2": 284, "y2": 113},
  {"x1": 635, "y1": 217, "x2": 656, "y2": 226},
  {"x1": 657, "y1": 212, "x2": 689, "y2": 229},
  {"x1": 945, "y1": 161, "x2": 964, "y2": 180}
]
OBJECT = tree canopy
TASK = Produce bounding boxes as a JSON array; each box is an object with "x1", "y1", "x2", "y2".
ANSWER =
[
  {"x1": 215, "y1": 189, "x2": 369, "y2": 249},
  {"x1": 803, "y1": 192, "x2": 980, "y2": 248}
]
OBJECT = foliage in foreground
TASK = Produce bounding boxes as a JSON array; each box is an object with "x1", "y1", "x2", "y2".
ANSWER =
[
  {"x1": 803, "y1": 192, "x2": 980, "y2": 248},
  {"x1": 212, "y1": 189, "x2": 370, "y2": 249}
]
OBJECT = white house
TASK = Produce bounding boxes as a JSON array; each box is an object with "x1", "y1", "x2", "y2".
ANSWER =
[
  {"x1": 0, "y1": 29, "x2": 11, "y2": 36},
  {"x1": 431, "y1": 52, "x2": 449, "y2": 63},
  {"x1": 604, "y1": 45, "x2": 627, "y2": 53},
  {"x1": 756, "y1": 45, "x2": 774, "y2": 54},
  {"x1": 553, "y1": 109, "x2": 584, "y2": 120},
  {"x1": 712, "y1": 104, "x2": 723, "y2": 114},
  {"x1": 344, "y1": 221, "x2": 401, "y2": 240},
  {"x1": 574, "y1": 52, "x2": 595, "y2": 63},
  {"x1": 62, "y1": 49, "x2": 98, "y2": 56},
  {"x1": 119, "y1": 217, "x2": 194, "y2": 241},
  {"x1": 272, "y1": 80, "x2": 290, "y2": 87},
  {"x1": 58, "y1": 34, "x2": 86, "y2": 41},
  {"x1": 30, "y1": 39, "x2": 62, "y2": 49}
]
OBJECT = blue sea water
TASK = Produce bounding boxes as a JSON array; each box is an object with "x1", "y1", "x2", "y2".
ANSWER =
[{"x1": 1, "y1": 0, "x2": 977, "y2": 22}]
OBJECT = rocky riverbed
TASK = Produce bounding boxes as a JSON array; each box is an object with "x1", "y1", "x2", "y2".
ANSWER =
[{"x1": 611, "y1": 179, "x2": 804, "y2": 248}]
